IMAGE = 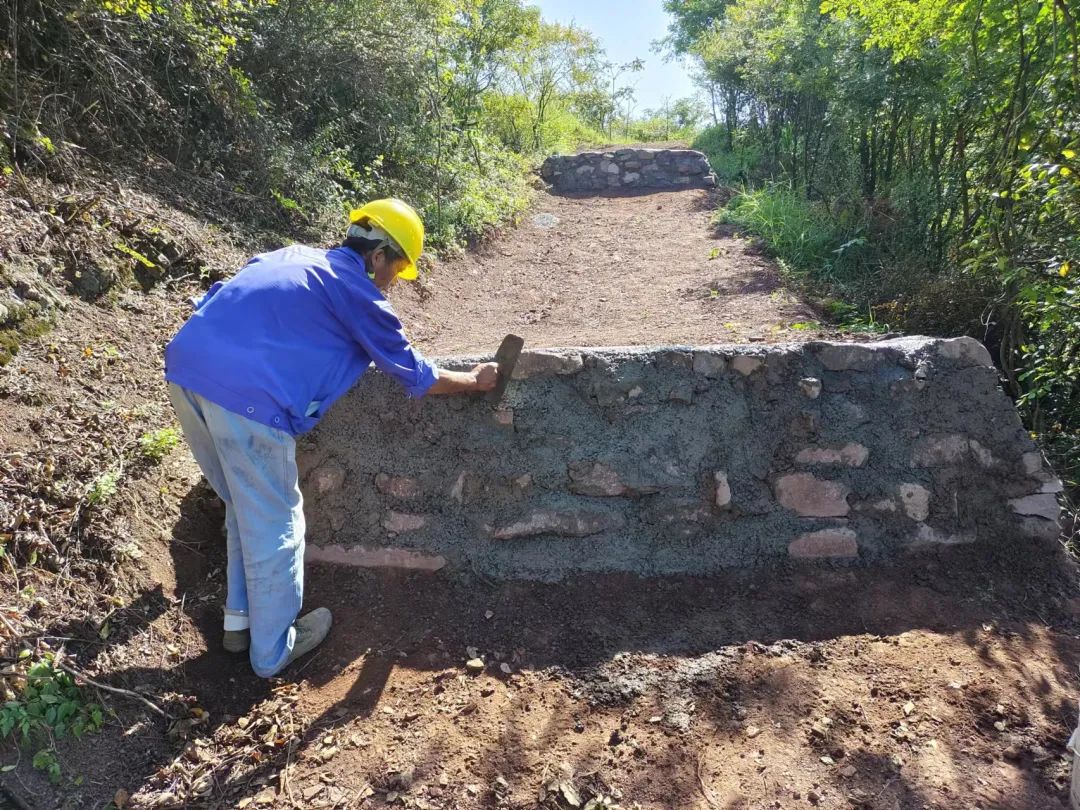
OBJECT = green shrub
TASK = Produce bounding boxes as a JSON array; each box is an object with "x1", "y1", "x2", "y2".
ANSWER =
[{"x1": 1, "y1": 652, "x2": 104, "y2": 783}]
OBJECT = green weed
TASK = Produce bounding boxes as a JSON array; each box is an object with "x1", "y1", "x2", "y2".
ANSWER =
[
  {"x1": 138, "y1": 427, "x2": 180, "y2": 463},
  {"x1": 1, "y1": 653, "x2": 104, "y2": 783},
  {"x1": 718, "y1": 187, "x2": 842, "y2": 274},
  {"x1": 693, "y1": 125, "x2": 766, "y2": 184},
  {"x1": 826, "y1": 301, "x2": 891, "y2": 334},
  {"x1": 86, "y1": 470, "x2": 120, "y2": 505}
]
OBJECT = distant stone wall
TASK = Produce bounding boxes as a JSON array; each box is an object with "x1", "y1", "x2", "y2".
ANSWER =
[
  {"x1": 540, "y1": 148, "x2": 717, "y2": 193},
  {"x1": 297, "y1": 338, "x2": 1063, "y2": 581}
]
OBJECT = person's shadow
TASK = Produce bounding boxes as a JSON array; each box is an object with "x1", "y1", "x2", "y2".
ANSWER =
[{"x1": 18, "y1": 475, "x2": 1080, "y2": 810}]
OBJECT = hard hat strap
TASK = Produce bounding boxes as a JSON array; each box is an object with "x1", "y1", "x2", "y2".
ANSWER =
[{"x1": 346, "y1": 222, "x2": 403, "y2": 259}]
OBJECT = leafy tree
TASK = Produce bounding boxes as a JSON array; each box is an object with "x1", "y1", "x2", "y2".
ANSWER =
[
  {"x1": 1, "y1": 0, "x2": 620, "y2": 246},
  {"x1": 498, "y1": 19, "x2": 604, "y2": 151},
  {"x1": 669, "y1": 0, "x2": 1079, "y2": 486}
]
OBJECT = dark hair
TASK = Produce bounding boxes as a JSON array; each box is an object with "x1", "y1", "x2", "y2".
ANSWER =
[{"x1": 343, "y1": 236, "x2": 404, "y2": 264}]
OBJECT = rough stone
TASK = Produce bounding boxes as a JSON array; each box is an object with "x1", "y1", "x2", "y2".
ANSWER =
[
  {"x1": 449, "y1": 470, "x2": 468, "y2": 503},
  {"x1": 668, "y1": 381, "x2": 694, "y2": 404},
  {"x1": 1008, "y1": 493, "x2": 1061, "y2": 522},
  {"x1": 714, "y1": 472, "x2": 732, "y2": 509},
  {"x1": 494, "y1": 408, "x2": 514, "y2": 427},
  {"x1": 493, "y1": 508, "x2": 623, "y2": 540},
  {"x1": 795, "y1": 443, "x2": 869, "y2": 468},
  {"x1": 912, "y1": 434, "x2": 971, "y2": 467},
  {"x1": 375, "y1": 473, "x2": 421, "y2": 499},
  {"x1": 935, "y1": 336, "x2": 993, "y2": 367},
  {"x1": 816, "y1": 343, "x2": 882, "y2": 372},
  {"x1": 568, "y1": 461, "x2": 628, "y2": 496},
  {"x1": 910, "y1": 524, "x2": 976, "y2": 546},
  {"x1": 799, "y1": 378, "x2": 822, "y2": 399},
  {"x1": 789, "y1": 528, "x2": 858, "y2": 559},
  {"x1": 968, "y1": 439, "x2": 997, "y2": 467},
  {"x1": 382, "y1": 511, "x2": 428, "y2": 534},
  {"x1": 657, "y1": 350, "x2": 693, "y2": 369},
  {"x1": 774, "y1": 473, "x2": 850, "y2": 517},
  {"x1": 692, "y1": 351, "x2": 727, "y2": 378},
  {"x1": 898, "y1": 483, "x2": 931, "y2": 521},
  {"x1": 512, "y1": 350, "x2": 584, "y2": 379},
  {"x1": 568, "y1": 461, "x2": 659, "y2": 497},
  {"x1": 1022, "y1": 451, "x2": 1044, "y2": 476},
  {"x1": 865, "y1": 498, "x2": 898, "y2": 513},
  {"x1": 641, "y1": 498, "x2": 712, "y2": 532},
  {"x1": 541, "y1": 149, "x2": 715, "y2": 192},
  {"x1": 310, "y1": 464, "x2": 346, "y2": 495},
  {"x1": 730, "y1": 355, "x2": 763, "y2": 376},
  {"x1": 305, "y1": 544, "x2": 447, "y2": 571},
  {"x1": 1020, "y1": 450, "x2": 1057, "y2": 484}
]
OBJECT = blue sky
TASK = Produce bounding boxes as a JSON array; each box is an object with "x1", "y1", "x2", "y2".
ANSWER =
[{"x1": 529, "y1": 0, "x2": 698, "y2": 114}]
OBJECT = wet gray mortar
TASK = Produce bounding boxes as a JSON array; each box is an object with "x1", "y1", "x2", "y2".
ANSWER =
[{"x1": 297, "y1": 337, "x2": 1062, "y2": 581}]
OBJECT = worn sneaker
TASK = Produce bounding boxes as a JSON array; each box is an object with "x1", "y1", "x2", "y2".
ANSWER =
[
  {"x1": 285, "y1": 608, "x2": 333, "y2": 666},
  {"x1": 223, "y1": 629, "x2": 250, "y2": 653}
]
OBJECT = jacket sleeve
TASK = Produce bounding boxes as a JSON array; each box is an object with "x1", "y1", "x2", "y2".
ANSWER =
[
  {"x1": 190, "y1": 280, "x2": 224, "y2": 310},
  {"x1": 325, "y1": 283, "x2": 439, "y2": 398}
]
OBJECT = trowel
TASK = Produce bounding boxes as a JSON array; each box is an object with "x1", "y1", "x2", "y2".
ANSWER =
[{"x1": 486, "y1": 333, "x2": 524, "y2": 405}]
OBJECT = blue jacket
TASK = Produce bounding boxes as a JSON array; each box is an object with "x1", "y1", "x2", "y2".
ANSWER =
[{"x1": 164, "y1": 244, "x2": 438, "y2": 435}]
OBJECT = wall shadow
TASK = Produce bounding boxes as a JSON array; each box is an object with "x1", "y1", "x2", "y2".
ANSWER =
[{"x1": 13, "y1": 481, "x2": 1080, "y2": 809}]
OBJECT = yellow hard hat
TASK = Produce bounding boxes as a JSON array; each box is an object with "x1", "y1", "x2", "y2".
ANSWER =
[{"x1": 348, "y1": 198, "x2": 424, "y2": 281}]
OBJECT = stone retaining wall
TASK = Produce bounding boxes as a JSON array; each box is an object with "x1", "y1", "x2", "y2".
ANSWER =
[
  {"x1": 297, "y1": 338, "x2": 1063, "y2": 581},
  {"x1": 540, "y1": 148, "x2": 717, "y2": 193}
]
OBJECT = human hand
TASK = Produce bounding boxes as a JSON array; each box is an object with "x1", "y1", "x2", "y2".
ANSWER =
[{"x1": 472, "y1": 362, "x2": 499, "y2": 391}]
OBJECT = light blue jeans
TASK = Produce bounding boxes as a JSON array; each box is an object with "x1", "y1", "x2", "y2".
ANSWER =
[{"x1": 167, "y1": 383, "x2": 305, "y2": 677}]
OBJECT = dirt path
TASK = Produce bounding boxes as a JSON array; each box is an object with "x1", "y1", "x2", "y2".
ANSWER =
[
  {"x1": 3, "y1": 181, "x2": 1079, "y2": 810},
  {"x1": 393, "y1": 189, "x2": 825, "y2": 354}
]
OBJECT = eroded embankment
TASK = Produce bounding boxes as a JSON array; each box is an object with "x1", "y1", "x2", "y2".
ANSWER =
[{"x1": 297, "y1": 337, "x2": 1061, "y2": 580}]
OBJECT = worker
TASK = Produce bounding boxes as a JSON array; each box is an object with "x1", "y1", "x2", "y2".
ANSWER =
[{"x1": 163, "y1": 198, "x2": 497, "y2": 678}]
